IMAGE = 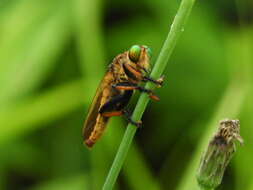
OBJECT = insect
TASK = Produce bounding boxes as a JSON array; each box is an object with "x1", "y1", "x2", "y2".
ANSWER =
[{"x1": 83, "y1": 45, "x2": 164, "y2": 148}]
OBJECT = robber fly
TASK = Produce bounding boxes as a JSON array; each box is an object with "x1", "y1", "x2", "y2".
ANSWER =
[{"x1": 83, "y1": 45, "x2": 164, "y2": 147}]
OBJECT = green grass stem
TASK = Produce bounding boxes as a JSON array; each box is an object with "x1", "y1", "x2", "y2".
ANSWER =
[
  {"x1": 102, "y1": 0, "x2": 196, "y2": 189},
  {"x1": 176, "y1": 31, "x2": 251, "y2": 190}
]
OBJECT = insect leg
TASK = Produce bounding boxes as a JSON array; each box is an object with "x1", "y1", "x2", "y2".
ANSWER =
[
  {"x1": 123, "y1": 62, "x2": 164, "y2": 87},
  {"x1": 112, "y1": 82, "x2": 160, "y2": 101},
  {"x1": 137, "y1": 86, "x2": 160, "y2": 101},
  {"x1": 122, "y1": 109, "x2": 142, "y2": 127},
  {"x1": 99, "y1": 92, "x2": 141, "y2": 127},
  {"x1": 101, "y1": 108, "x2": 141, "y2": 127},
  {"x1": 112, "y1": 82, "x2": 139, "y2": 90},
  {"x1": 123, "y1": 63, "x2": 143, "y2": 81},
  {"x1": 101, "y1": 110, "x2": 124, "y2": 117},
  {"x1": 143, "y1": 75, "x2": 165, "y2": 87},
  {"x1": 99, "y1": 91, "x2": 133, "y2": 116}
]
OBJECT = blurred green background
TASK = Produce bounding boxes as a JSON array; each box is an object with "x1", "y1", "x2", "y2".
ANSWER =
[{"x1": 0, "y1": 0, "x2": 252, "y2": 190}]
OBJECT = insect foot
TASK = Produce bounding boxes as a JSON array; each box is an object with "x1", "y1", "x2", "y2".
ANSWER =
[
  {"x1": 129, "y1": 120, "x2": 142, "y2": 128},
  {"x1": 122, "y1": 110, "x2": 142, "y2": 128},
  {"x1": 156, "y1": 75, "x2": 165, "y2": 88}
]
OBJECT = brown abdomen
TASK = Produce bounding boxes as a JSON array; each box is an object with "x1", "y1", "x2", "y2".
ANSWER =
[{"x1": 84, "y1": 115, "x2": 110, "y2": 147}]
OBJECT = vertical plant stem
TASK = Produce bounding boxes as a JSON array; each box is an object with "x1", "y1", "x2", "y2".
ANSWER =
[{"x1": 102, "y1": 0, "x2": 196, "y2": 189}]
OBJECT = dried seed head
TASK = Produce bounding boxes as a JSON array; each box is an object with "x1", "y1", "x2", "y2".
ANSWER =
[
  {"x1": 216, "y1": 119, "x2": 243, "y2": 145},
  {"x1": 197, "y1": 119, "x2": 243, "y2": 189}
]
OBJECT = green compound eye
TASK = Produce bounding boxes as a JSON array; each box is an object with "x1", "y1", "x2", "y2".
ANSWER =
[
  {"x1": 143, "y1": 45, "x2": 152, "y2": 58},
  {"x1": 129, "y1": 45, "x2": 141, "y2": 62}
]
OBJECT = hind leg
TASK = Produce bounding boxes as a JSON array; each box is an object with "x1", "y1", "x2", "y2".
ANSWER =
[
  {"x1": 99, "y1": 92, "x2": 141, "y2": 127},
  {"x1": 112, "y1": 82, "x2": 160, "y2": 101}
]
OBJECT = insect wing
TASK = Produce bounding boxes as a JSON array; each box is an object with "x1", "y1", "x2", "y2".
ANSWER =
[
  {"x1": 82, "y1": 71, "x2": 113, "y2": 141},
  {"x1": 83, "y1": 79, "x2": 104, "y2": 139}
]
